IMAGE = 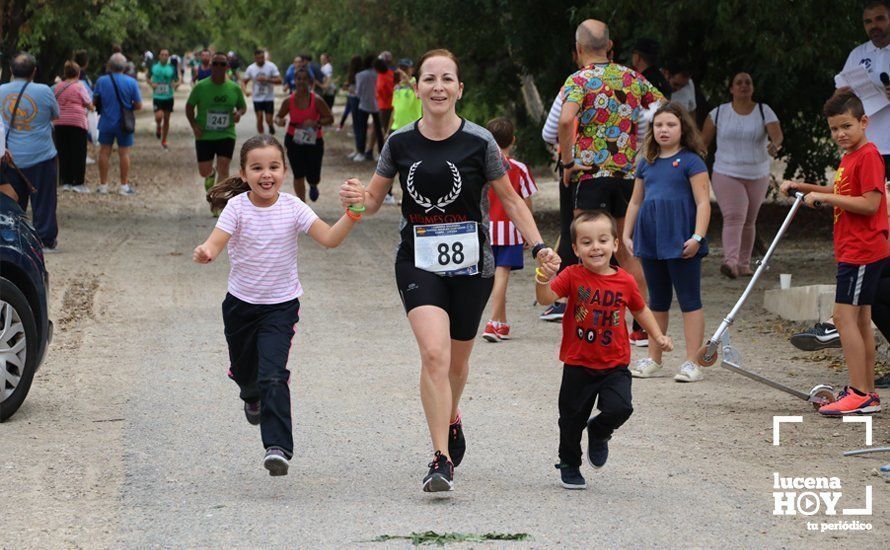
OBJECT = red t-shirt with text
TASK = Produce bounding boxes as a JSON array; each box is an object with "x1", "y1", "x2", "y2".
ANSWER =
[
  {"x1": 832, "y1": 142, "x2": 889, "y2": 264},
  {"x1": 550, "y1": 265, "x2": 645, "y2": 369}
]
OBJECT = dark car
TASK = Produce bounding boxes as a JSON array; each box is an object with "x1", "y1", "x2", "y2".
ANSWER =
[{"x1": 0, "y1": 192, "x2": 52, "y2": 421}]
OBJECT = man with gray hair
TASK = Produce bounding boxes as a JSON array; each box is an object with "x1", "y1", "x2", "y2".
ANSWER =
[
  {"x1": 93, "y1": 52, "x2": 143, "y2": 195},
  {"x1": 557, "y1": 19, "x2": 665, "y2": 346},
  {"x1": 0, "y1": 52, "x2": 61, "y2": 250}
]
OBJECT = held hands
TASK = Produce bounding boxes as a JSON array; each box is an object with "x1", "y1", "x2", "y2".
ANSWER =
[
  {"x1": 680, "y1": 238, "x2": 700, "y2": 259},
  {"x1": 534, "y1": 247, "x2": 561, "y2": 276},
  {"x1": 193, "y1": 244, "x2": 216, "y2": 264},
  {"x1": 339, "y1": 178, "x2": 366, "y2": 209},
  {"x1": 654, "y1": 334, "x2": 673, "y2": 352}
]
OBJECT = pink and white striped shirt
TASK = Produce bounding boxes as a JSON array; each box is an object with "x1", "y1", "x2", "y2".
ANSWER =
[
  {"x1": 488, "y1": 158, "x2": 538, "y2": 246},
  {"x1": 216, "y1": 192, "x2": 319, "y2": 305},
  {"x1": 52, "y1": 81, "x2": 92, "y2": 130}
]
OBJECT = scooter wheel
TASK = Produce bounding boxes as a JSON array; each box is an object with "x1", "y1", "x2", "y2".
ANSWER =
[
  {"x1": 696, "y1": 343, "x2": 719, "y2": 367},
  {"x1": 809, "y1": 385, "x2": 836, "y2": 411}
]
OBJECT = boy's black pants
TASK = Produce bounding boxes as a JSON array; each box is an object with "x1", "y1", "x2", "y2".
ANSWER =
[
  {"x1": 223, "y1": 293, "x2": 300, "y2": 458},
  {"x1": 558, "y1": 364, "x2": 633, "y2": 466}
]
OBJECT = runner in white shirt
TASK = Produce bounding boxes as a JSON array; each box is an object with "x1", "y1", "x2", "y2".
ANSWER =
[
  {"x1": 841, "y1": 0, "x2": 890, "y2": 174},
  {"x1": 242, "y1": 49, "x2": 282, "y2": 135}
]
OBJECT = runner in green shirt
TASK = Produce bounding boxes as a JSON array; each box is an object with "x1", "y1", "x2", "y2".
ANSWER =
[
  {"x1": 186, "y1": 52, "x2": 247, "y2": 192},
  {"x1": 391, "y1": 61, "x2": 422, "y2": 131},
  {"x1": 148, "y1": 48, "x2": 179, "y2": 149}
]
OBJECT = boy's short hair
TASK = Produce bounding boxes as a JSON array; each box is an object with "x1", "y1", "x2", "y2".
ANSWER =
[
  {"x1": 570, "y1": 211, "x2": 618, "y2": 242},
  {"x1": 486, "y1": 117, "x2": 514, "y2": 149},
  {"x1": 823, "y1": 88, "x2": 865, "y2": 119}
]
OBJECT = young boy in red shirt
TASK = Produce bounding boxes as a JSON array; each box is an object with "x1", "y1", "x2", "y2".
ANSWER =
[
  {"x1": 782, "y1": 89, "x2": 889, "y2": 415},
  {"x1": 536, "y1": 211, "x2": 672, "y2": 489},
  {"x1": 482, "y1": 117, "x2": 539, "y2": 342}
]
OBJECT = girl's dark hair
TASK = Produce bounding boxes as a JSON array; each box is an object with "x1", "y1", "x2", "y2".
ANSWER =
[
  {"x1": 642, "y1": 102, "x2": 707, "y2": 164},
  {"x1": 207, "y1": 135, "x2": 287, "y2": 212},
  {"x1": 417, "y1": 48, "x2": 462, "y2": 81},
  {"x1": 346, "y1": 54, "x2": 362, "y2": 85},
  {"x1": 362, "y1": 54, "x2": 375, "y2": 70},
  {"x1": 373, "y1": 57, "x2": 388, "y2": 73}
]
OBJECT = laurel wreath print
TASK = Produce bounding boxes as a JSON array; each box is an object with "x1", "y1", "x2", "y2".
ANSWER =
[{"x1": 406, "y1": 161, "x2": 463, "y2": 213}]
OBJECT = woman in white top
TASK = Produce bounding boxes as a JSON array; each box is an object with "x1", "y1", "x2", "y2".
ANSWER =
[{"x1": 702, "y1": 71, "x2": 783, "y2": 279}]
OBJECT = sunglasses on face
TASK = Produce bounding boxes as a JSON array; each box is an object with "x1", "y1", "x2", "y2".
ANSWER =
[{"x1": 212, "y1": 61, "x2": 228, "y2": 67}]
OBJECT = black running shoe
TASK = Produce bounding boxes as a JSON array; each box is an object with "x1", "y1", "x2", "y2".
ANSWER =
[
  {"x1": 269, "y1": 125, "x2": 276, "y2": 135},
  {"x1": 244, "y1": 400, "x2": 261, "y2": 425},
  {"x1": 790, "y1": 322, "x2": 841, "y2": 351},
  {"x1": 422, "y1": 451, "x2": 454, "y2": 492},
  {"x1": 586, "y1": 419, "x2": 610, "y2": 469},
  {"x1": 555, "y1": 463, "x2": 587, "y2": 489},
  {"x1": 263, "y1": 447, "x2": 289, "y2": 476},
  {"x1": 448, "y1": 417, "x2": 466, "y2": 467}
]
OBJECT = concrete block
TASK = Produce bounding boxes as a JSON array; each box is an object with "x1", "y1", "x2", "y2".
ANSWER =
[{"x1": 763, "y1": 284, "x2": 835, "y2": 323}]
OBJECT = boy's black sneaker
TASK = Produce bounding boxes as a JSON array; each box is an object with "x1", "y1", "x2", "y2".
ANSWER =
[
  {"x1": 586, "y1": 420, "x2": 610, "y2": 469},
  {"x1": 422, "y1": 451, "x2": 454, "y2": 492},
  {"x1": 244, "y1": 400, "x2": 261, "y2": 425},
  {"x1": 449, "y1": 417, "x2": 466, "y2": 467},
  {"x1": 555, "y1": 463, "x2": 587, "y2": 489},
  {"x1": 789, "y1": 322, "x2": 841, "y2": 351},
  {"x1": 263, "y1": 447, "x2": 289, "y2": 476}
]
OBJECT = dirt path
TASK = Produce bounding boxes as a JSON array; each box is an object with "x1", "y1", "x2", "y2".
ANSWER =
[{"x1": 1, "y1": 87, "x2": 887, "y2": 548}]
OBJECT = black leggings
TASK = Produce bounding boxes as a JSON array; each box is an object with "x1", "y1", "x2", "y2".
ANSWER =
[
  {"x1": 54, "y1": 125, "x2": 87, "y2": 185},
  {"x1": 340, "y1": 95, "x2": 358, "y2": 127},
  {"x1": 354, "y1": 108, "x2": 384, "y2": 155},
  {"x1": 873, "y1": 260, "x2": 890, "y2": 342}
]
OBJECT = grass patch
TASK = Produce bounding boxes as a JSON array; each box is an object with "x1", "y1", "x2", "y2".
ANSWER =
[{"x1": 370, "y1": 531, "x2": 531, "y2": 545}]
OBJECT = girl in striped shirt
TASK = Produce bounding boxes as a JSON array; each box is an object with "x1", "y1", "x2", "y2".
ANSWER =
[{"x1": 193, "y1": 134, "x2": 364, "y2": 476}]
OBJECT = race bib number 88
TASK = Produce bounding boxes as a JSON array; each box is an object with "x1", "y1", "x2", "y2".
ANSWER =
[{"x1": 414, "y1": 221, "x2": 479, "y2": 276}]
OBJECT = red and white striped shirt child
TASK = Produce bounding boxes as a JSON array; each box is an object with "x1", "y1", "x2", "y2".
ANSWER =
[{"x1": 488, "y1": 157, "x2": 538, "y2": 245}]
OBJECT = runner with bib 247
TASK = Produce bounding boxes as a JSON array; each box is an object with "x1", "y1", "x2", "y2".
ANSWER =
[{"x1": 339, "y1": 49, "x2": 560, "y2": 494}]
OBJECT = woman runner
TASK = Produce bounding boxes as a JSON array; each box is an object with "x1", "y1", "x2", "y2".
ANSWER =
[{"x1": 339, "y1": 49, "x2": 560, "y2": 493}]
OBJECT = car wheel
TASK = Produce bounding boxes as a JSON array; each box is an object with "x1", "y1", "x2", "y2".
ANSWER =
[{"x1": 0, "y1": 277, "x2": 38, "y2": 422}]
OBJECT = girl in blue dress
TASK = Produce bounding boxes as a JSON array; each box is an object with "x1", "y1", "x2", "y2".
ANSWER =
[{"x1": 622, "y1": 103, "x2": 712, "y2": 383}]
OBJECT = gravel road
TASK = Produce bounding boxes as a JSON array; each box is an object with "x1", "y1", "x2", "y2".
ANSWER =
[{"x1": 1, "y1": 87, "x2": 887, "y2": 548}]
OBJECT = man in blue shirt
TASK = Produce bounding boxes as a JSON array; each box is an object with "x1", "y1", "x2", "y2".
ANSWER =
[
  {"x1": 0, "y1": 52, "x2": 60, "y2": 249},
  {"x1": 93, "y1": 53, "x2": 143, "y2": 195}
]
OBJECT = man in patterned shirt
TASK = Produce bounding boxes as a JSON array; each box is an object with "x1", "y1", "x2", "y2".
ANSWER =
[{"x1": 558, "y1": 19, "x2": 665, "y2": 345}]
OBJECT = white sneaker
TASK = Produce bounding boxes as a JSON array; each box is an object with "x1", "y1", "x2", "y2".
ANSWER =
[
  {"x1": 352, "y1": 153, "x2": 366, "y2": 162},
  {"x1": 383, "y1": 194, "x2": 397, "y2": 205},
  {"x1": 119, "y1": 184, "x2": 137, "y2": 196},
  {"x1": 71, "y1": 184, "x2": 91, "y2": 194},
  {"x1": 85, "y1": 156, "x2": 96, "y2": 165},
  {"x1": 674, "y1": 361, "x2": 704, "y2": 383},
  {"x1": 630, "y1": 357, "x2": 663, "y2": 378},
  {"x1": 61, "y1": 184, "x2": 74, "y2": 192},
  {"x1": 97, "y1": 184, "x2": 108, "y2": 194}
]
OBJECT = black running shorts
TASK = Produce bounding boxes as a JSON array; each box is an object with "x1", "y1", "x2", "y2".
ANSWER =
[
  {"x1": 395, "y1": 261, "x2": 494, "y2": 341},
  {"x1": 574, "y1": 176, "x2": 634, "y2": 217},
  {"x1": 195, "y1": 138, "x2": 236, "y2": 163}
]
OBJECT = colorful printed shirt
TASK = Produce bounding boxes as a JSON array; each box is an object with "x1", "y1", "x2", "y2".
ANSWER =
[
  {"x1": 550, "y1": 265, "x2": 645, "y2": 370},
  {"x1": 562, "y1": 62, "x2": 665, "y2": 180},
  {"x1": 488, "y1": 157, "x2": 538, "y2": 245},
  {"x1": 831, "y1": 142, "x2": 889, "y2": 265}
]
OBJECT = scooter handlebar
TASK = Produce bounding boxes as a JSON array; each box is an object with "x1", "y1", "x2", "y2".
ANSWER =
[{"x1": 785, "y1": 188, "x2": 823, "y2": 208}]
